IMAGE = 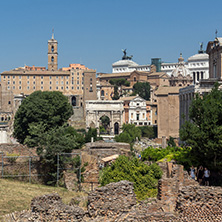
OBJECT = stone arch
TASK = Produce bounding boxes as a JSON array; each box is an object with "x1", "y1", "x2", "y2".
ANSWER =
[
  {"x1": 90, "y1": 121, "x2": 95, "y2": 128},
  {"x1": 114, "y1": 122, "x2": 119, "y2": 135},
  {"x1": 71, "y1": 96, "x2": 77, "y2": 106},
  {"x1": 100, "y1": 115, "x2": 110, "y2": 134}
]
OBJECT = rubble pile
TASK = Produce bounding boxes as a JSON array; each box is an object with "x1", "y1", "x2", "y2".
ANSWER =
[{"x1": 3, "y1": 193, "x2": 85, "y2": 222}]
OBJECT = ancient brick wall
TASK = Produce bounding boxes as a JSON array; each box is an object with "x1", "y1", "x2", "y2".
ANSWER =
[
  {"x1": 177, "y1": 186, "x2": 222, "y2": 221},
  {"x1": 0, "y1": 144, "x2": 36, "y2": 156}
]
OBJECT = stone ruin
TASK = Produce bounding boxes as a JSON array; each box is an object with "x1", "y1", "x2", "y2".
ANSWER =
[{"x1": 3, "y1": 162, "x2": 222, "y2": 221}]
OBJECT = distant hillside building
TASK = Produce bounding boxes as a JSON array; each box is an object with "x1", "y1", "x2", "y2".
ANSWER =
[{"x1": 0, "y1": 33, "x2": 97, "y2": 129}]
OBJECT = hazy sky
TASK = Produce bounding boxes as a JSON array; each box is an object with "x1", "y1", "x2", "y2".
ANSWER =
[{"x1": 0, "y1": 0, "x2": 221, "y2": 73}]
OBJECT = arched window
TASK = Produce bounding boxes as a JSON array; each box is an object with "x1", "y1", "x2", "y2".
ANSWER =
[
  {"x1": 51, "y1": 56, "x2": 54, "y2": 62},
  {"x1": 51, "y1": 45, "x2": 54, "y2": 52},
  {"x1": 101, "y1": 90, "x2": 104, "y2": 97},
  {"x1": 114, "y1": 122, "x2": 119, "y2": 135},
  {"x1": 134, "y1": 77, "x2": 137, "y2": 81},
  {"x1": 72, "y1": 96, "x2": 76, "y2": 106}
]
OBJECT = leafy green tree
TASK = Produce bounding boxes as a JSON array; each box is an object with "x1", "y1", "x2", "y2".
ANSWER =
[
  {"x1": 100, "y1": 155, "x2": 162, "y2": 199},
  {"x1": 85, "y1": 127, "x2": 102, "y2": 143},
  {"x1": 115, "y1": 124, "x2": 141, "y2": 144},
  {"x1": 14, "y1": 91, "x2": 73, "y2": 144},
  {"x1": 167, "y1": 136, "x2": 176, "y2": 147},
  {"x1": 131, "y1": 82, "x2": 151, "y2": 100},
  {"x1": 109, "y1": 78, "x2": 130, "y2": 100},
  {"x1": 180, "y1": 83, "x2": 222, "y2": 170},
  {"x1": 141, "y1": 146, "x2": 194, "y2": 170},
  {"x1": 36, "y1": 126, "x2": 84, "y2": 185},
  {"x1": 138, "y1": 125, "x2": 156, "y2": 138}
]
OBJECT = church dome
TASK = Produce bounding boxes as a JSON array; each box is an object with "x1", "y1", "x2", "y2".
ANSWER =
[
  {"x1": 171, "y1": 53, "x2": 191, "y2": 77},
  {"x1": 188, "y1": 53, "x2": 208, "y2": 61},
  {"x1": 112, "y1": 59, "x2": 138, "y2": 67}
]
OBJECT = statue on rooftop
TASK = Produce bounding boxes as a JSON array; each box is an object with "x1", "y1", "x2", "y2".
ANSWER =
[{"x1": 122, "y1": 49, "x2": 133, "y2": 60}]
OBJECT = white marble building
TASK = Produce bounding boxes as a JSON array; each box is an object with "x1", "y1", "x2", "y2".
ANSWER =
[
  {"x1": 128, "y1": 96, "x2": 151, "y2": 126},
  {"x1": 112, "y1": 46, "x2": 209, "y2": 83}
]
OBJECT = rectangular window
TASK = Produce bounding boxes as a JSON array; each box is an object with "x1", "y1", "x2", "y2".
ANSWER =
[
  {"x1": 13, "y1": 81, "x2": 15, "y2": 84},
  {"x1": 77, "y1": 72, "x2": 79, "y2": 75},
  {"x1": 13, "y1": 86, "x2": 15, "y2": 89},
  {"x1": 61, "y1": 81, "x2": 63, "y2": 84},
  {"x1": 50, "y1": 76, "x2": 52, "y2": 79},
  {"x1": 50, "y1": 81, "x2": 52, "y2": 85},
  {"x1": 27, "y1": 76, "x2": 29, "y2": 79},
  {"x1": 8, "y1": 76, "x2": 10, "y2": 78},
  {"x1": 13, "y1": 76, "x2": 15, "y2": 79},
  {"x1": 66, "y1": 76, "x2": 68, "y2": 79},
  {"x1": 77, "y1": 81, "x2": 79, "y2": 84},
  {"x1": 56, "y1": 76, "x2": 58, "y2": 79},
  {"x1": 33, "y1": 86, "x2": 35, "y2": 89},
  {"x1": 27, "y1": 81, "x2": 29, "y2": 84},
  {"x1": 72, "y1": 86, "x2": 74, "y2": 90},
  {"x1": 137, "y1": 114, "x2": 139, "y2": 121},
  {"x1": 41, "y1": 76, "x2": 43, "y2": 79},
  {"x1": 19, "y1": 81, "x2": 21, "y2": 85},
  {"x1": 19, "y1": 86, "x2": 21, "y2": 89},
  {"x1": 27, "y1": 86, "x2": 29, "y2": 89},
  {"x1": 66, "y1": 81, "x2": 68, "y2": 85},
  {"x1": 61, "y1": 86, "x2": 63, "y2": 89},
  {"x1": 56, "y1": 81, "x2": 58, "y2": 84},
  {"x1": 66, "y1": 86, "x2": 68, "y2": 89},
  {"x1": 41, "y1": 81, "x2": 43, "y2": 84},
  {"x1": 41, "y1": 86, "x2": 43, "y2": 90},
  {"x1": 33, "y1": 76, "x2": 35, "y2": 79},
  {"x1": 50, "y1": 86, "x2": 52, "y2": 90},
  {"x1": 33, "y1": 81, "x2": 35, "y2": 85},
  {"x1": 56, "y1": 86, "x2": 58, "y2": 89},
  {"x1": 61, "y1": 76, "x2": 64, "y2": 79},
  {"x1": 3, "y1": 76, "x2": 6, "y2": 79},
  {"x1": 19, "y1": 76, "x2": 21, "y2": 79}
]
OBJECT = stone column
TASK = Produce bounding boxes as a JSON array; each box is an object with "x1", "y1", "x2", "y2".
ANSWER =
[
  {"x1": 110, "y1": 111, "x2": 114, "y2": 135},
  {"x1": 95, "y1": 111, "x2": 99, "y2": 134}
]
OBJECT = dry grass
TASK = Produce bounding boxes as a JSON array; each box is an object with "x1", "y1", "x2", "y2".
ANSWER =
[{"x1": 0, "y1": 179, "x2": 87, "y2": 219}]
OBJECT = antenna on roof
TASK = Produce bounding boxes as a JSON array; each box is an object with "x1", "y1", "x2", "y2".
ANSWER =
[{"x1": 215, "y1": 29, "x2": 218, "y2": 39}]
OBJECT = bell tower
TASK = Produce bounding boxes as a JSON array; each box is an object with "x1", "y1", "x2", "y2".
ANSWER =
[{"x1": 48, "y1": 30, "x2": 58, "y2": 71}]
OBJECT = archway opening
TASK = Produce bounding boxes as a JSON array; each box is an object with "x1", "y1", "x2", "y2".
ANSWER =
[
  {"x1": 72, "y1": 96, "x2": 76, "y2": 106},
  {"x1": 114, "y1": 122, "x2": 119, "y2": 135},
  {"x1": 99, "y1": 115, "x2": 110, "y2": 135}
]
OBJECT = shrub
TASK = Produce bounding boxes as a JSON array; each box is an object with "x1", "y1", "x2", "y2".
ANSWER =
[
  {"x1": 6, "y1": 153, "x2": 19, "y2": 164},
  {"x1": 100, "y1": 155, "x2": 162, "y2": 200}
]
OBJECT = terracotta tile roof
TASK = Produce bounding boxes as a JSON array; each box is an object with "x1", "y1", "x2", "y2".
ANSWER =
[{"x1": 119, "y1": 96, "x2": 138, "y2": 101}]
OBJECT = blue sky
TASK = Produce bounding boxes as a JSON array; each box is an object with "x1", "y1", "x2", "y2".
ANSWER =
[{"x1": 0, "y1": 0, "x2": 221, "y2": 73}]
